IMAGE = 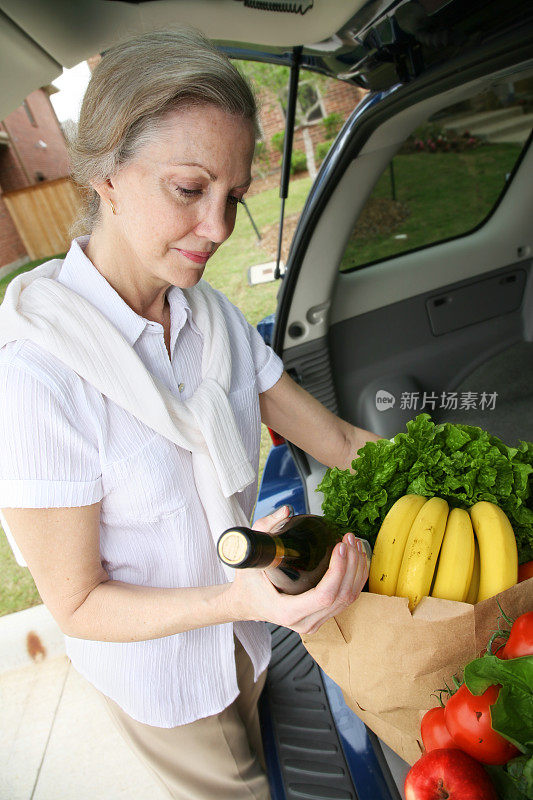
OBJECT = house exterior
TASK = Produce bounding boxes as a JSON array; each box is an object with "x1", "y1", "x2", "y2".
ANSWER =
[
  {"x1": 255, "y1": 78, "x2": 367, "y2": 175},
  {"x1": 0, "y1": 61, "x2": 365, "y2": 270},
  {"x1": 89, "y1": 52, "x2": 365, "y2": 179},
  {"x1": 0, "y1": 86, "x2": 69, "y2": 270}
]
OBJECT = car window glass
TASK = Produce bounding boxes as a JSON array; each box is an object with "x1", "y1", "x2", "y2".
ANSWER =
[{"x1": 340, "y1": 77, "x2": 533, "y2": 272}]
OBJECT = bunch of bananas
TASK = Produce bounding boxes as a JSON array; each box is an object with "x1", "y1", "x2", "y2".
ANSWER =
[{"x1": 368, "y1": 495, "x2": 519, "y2": 610}]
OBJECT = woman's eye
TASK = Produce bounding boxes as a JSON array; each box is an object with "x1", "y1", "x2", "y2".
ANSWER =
[
  {"x1": 177, "y1": 187, "x2": 202, "y2": 198},
  {"x1": 176, "y1": 186, "x2": 243, "y2": 207}
]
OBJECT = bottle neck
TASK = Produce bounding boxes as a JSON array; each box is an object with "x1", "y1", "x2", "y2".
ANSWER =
[{"x1": 217, "y1": 528, "x2": 283, "y2": 569}]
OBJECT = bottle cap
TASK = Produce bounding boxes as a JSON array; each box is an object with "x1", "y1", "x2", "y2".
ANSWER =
[{"x1": 217, "y1": 530, "x2": 250, "y2": 565}]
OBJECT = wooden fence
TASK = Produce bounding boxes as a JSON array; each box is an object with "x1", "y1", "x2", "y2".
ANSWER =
[{"x1": 3, "y1": 177, "x2": 84, "y2": 260}]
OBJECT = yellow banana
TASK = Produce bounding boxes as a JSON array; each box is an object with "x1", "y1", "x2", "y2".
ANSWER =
[
  {"x1": 465, "y1": 538, "x2": 480, "y2": 604},
  {"x1": 431, "y1": 508, "x2": 475, "y2": 602},
  {"x1": 396, "y1": 497, "x2": 449, "y2": 611},
  {"x1": 369, "y1": 494, "x2": 428, "y2": 595},
  {"x1": 469, "y1": 501, "x2": 518, "y2": 602}
]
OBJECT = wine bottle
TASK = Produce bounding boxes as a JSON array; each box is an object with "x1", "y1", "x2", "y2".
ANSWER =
[{"x1": 217, "y1": 513, "x2": 371, "y2": 595}]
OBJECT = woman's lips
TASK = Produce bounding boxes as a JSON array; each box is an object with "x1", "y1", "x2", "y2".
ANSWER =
[{"x1": 175, "y1": 248, "x2": 212, "y2": 264}]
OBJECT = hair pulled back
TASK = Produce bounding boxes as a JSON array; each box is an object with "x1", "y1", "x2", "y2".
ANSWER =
[{"x1": 69, "y1": 28, "x2": 258, "y2": 234}]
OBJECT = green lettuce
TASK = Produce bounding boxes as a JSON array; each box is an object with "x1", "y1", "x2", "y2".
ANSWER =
[
  {"x1": 464, "y1": 655, "x2": 533, "y2": 753},
  {"x1": 317, "y1": 413, "x2": 533, "y2": 563},
  {"x1": 465, "y1": 654, "x2": 533, "y2": 799},
  {"x1": 485, "y1": 757, "x2": 533, "y2": 800}
]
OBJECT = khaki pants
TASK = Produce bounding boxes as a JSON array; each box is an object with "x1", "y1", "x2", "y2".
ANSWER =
[{"x1": 93, "y1": 636, "x2": 271, "y2": 800}]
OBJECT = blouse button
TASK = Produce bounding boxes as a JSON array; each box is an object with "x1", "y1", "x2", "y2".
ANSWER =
[{"x1": 178, "y1": 383, "x2": 185, "y2": 393}]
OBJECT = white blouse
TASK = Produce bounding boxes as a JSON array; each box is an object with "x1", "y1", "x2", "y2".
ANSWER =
[{"x1": 0, "y1": 237, "x2": 284, "y2": 727}]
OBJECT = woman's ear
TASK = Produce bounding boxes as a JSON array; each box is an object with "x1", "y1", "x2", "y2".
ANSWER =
[{"x1": 91, "y1": 177, "x2": 116, "y2": 213}]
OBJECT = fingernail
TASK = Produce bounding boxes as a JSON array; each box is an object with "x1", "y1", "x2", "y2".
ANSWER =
[
  {"x1": 356, "y1": 539, "x2": 363, "y2": 553},
  {"x1": 347, "y1": 532, "x2": 356, "y2": 547},
  {"x1": 275, "y1": 505, "x2": 288, "y2": 517},
  {"x1": 339, "y1": 543, "x2": 346, "y2": 558}
]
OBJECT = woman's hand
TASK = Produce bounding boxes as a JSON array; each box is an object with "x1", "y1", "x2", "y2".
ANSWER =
[{"x1": 226, "y1": 506, "x2": 369, "y2": 636}]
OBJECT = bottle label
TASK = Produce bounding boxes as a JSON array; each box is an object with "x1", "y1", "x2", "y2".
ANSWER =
[{"x1": 270, "y1": 536, "x2": 284, "y2": 568}]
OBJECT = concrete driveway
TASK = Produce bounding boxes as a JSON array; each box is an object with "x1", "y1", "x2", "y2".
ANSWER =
[{"x1": 0, "y1": 604, "x2": 169, "y2": 800}]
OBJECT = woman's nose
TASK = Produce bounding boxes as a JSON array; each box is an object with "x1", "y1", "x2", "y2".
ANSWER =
[{"x1": 194, "y1": 199, "x2": 233, "y2": 244}]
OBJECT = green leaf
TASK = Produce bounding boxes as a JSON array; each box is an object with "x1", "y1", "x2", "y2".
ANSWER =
[
  {"x1": 464, "y1": 655, "x2": 533, "y2": 753},
  {"x1": 465, "y1": 655, "x2": 533, "y2": 696},
  {"x1": 508, "y1": 755, "x2": 533, "y2": 799},
  {"x1": 317, "y1": 413, "x2": 533, "y2": 560},
  {"x1": 485, "y1": 763, "x2": 528, "y2": 800},
  {"x1": 486, "y1": 756, "x2": 533, "y2": 800}
]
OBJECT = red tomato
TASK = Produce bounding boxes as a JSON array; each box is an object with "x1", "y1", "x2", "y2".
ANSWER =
[
  {"x1": 444, "y1": 684, "x2": 520, "y2": 765},
  {"x1": 517, "y1": 561, "x2": 533, "y2": 582},
  {"x1": 502, "y1": 611, "x2": 533, "y2": 659},
  {"x1": 421, "y1": 706, "x2": 458, "y2": 753}
]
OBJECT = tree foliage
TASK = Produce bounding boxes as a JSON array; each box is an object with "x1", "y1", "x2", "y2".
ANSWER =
[
  {"x1": 236, "y1": 60, "x2": 332, "y2": 179},
  {"x1": 236, "y1": 60, "x2": 329, "y2": 127}
]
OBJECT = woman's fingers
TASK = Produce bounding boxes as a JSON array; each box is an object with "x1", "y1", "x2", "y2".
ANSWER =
[
  {"x1": 319, "y1": 532, "x2": 363, "y2": 607},
  {"x1": 278, "y1": 535, "x2": 353, "y2": 627},
  {"x1": 311, "y1": 535, "x2": 352, "y2": 610},
  {"x1": 252, "y1": 504, "x2": 292, "y2": 534},
  {"x1": 288, "y1": 533, "x2": 368, "y2": 635},
  {"x1": 255, "y1": 535, "x2": 349, "y2": 629},
  {"x1": 352, "y1": 537, "x2": 370, "y2": 595},
  {"x1": 334, "y1": 533, "x2": 359, "y2": 605},
  {"x1": 230, "y1": 524, "x2": 369, "y2": 636}
]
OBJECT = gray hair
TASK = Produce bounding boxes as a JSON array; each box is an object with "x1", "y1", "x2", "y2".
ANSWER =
[{"x1": 69, "y1": 28, "x2": 258, "y2": 234}]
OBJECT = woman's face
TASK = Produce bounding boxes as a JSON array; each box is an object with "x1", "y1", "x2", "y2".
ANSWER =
[{"x1": 103, "y1": 104, "x2": 256, "y2": 289}]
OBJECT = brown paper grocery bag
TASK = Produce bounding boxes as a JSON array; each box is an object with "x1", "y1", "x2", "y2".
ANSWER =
[{"x1": 301, "y1": 578, "x2": 533, "y2": 765}]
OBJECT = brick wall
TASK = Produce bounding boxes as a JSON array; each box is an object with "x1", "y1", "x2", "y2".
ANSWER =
[
  {"x1": 254, "y1": 78, "x2": 366, "y2": 175},
  {"x1": 0, "y1": 88, "x2": 71, "y2": 267},
  {"x1": 0, "y1": 140, "x2": 28, "y2": 265},
  {"x1": 85, "y1": 56, "x2": 365, "y2": 179},
  {"x1": 0, "y1": 191, "x2": 26, "y2": 266},
  {"x1": 0, "y1": 129, "x2": 27, "y2": 191},
  {"x1": 323, "y1": 80, "x2": 366, "y2": 121},
  {"x1": 0, "y1": 89, "x2": 70, "y2": 192}
]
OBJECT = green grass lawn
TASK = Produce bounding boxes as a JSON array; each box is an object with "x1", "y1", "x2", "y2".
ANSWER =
[
  {"x1": 0, "y1": 175, "x2": 312, "y2": 617},
  {"x1": 0, "y1": 254, "x2": 67, "y2": 303},
  {"x1": 341, "y1": 143, "x2": 522, "y2": 269},
  {"x1": 0, "y1": 530, "x2": 42, "y2": 614},
  {"x1": 207, "y1": 174, "x2": 312, "y2": 323}
]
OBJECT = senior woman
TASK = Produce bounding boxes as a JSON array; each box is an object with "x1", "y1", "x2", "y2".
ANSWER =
[{"x1": 0, "y1": 29, "x2": 379, "y2": 800}]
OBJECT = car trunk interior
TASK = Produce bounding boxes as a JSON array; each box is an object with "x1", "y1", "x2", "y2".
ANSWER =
[
  {"x1": 438, "y1": 340, "x2": 533, "y2": 442},
  {"x1": 279, "y1": 61, "x2": 533, "y2": 516},
  {"x1": 328, "y1": 259, "x2": 533, "y2": 446},
  {"x1": 281, "y1": 65, "x2": 532, "y2": 787}
]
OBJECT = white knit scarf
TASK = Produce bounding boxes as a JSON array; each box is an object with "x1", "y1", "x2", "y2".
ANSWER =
[{"x1": 0, "y1": 259, "x2": 256, "y2": 579}]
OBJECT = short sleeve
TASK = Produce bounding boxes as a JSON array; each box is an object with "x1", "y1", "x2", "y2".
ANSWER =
[
  {"x1": 247, "y1": 323, "x2": 284, "y2": 394},
  {"x1": 0, "y1": 362, "x2": 103, "y2": 509},
  {"x1": 211, "y1": 286, "x2": 284, "y2": 394}
]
